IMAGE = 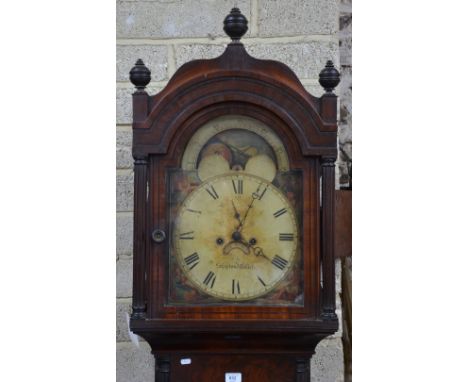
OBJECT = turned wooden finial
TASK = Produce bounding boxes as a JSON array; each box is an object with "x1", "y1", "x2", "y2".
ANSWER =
[
  {"x1": 319, "y1": 60, "x2": 341, "y2": 94},
  {"x1": 223, "y1": 7, "x2": 248, "y2": 42},
  {"x1": 129, "y1": 59, "x2": 151, "y2": 90}
]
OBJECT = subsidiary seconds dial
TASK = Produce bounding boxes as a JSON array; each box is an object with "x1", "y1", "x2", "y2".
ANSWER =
[{"x1": 173, "y1": 173, "x2": 299, "y2": 301}]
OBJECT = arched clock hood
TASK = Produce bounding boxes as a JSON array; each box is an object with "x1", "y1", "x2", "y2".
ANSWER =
[{"x1": 128, "y1": 7, "x2": 341, "y2": 382}]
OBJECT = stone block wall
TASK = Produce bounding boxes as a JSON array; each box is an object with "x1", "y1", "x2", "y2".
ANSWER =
[
  {"x1": 116, "y1": 1, "x2": 350, "y2": 381},
  {"x1": 338, "y1": 3, "x2": 352, "y2": 381},
  {"x1": 338, "y1": 0, "x2": 352, "y2": 187}
]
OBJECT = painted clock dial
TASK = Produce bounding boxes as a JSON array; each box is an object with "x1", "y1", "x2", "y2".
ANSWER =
[
  {"x1": 173, "y1": 173, "x2": 298, "y2": 301},
  {"x1": 168, "y1": 115, "x2": 303, "y2": 306}
]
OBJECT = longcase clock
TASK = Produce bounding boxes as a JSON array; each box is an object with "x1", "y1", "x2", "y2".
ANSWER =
[{"x1": 128, "y1": 8, "x2": 340, "y2": 382}]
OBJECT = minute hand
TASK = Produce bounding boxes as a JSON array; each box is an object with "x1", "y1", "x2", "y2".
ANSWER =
[
  {"x1": 237, "y1": 197, "x2": 255, "y2": 232},
  {"x1": 237, "y1": 185, "x2": 267, "y2": 232}
]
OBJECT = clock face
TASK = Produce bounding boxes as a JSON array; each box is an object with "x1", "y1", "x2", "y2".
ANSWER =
[
  {"x1": 168, "y1": 115, "x2": 304, "y2": 306},
  {"x1": 173, "y1": 173, "x2": 298, "y2": 301}
]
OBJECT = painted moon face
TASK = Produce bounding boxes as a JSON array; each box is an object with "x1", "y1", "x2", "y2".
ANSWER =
[{"x1": 200, "y1": 143, "x2": 233, "y2": 164}]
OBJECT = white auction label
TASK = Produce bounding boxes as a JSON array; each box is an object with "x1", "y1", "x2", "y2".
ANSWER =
[
  {"x1": 225, "y1": 372, "x2": 242, "y2": 382},
  {"x1": 180, "y1": 358, "x2": 191, "y2": 365}
]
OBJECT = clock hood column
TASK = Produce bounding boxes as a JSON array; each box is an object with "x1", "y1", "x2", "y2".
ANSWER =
[
  {"x1": 318, "y1": 61, "x2": 340, "y2": 320},
  {"x1": 130, "y1": 59, "x2": 152, "y2": 319}
]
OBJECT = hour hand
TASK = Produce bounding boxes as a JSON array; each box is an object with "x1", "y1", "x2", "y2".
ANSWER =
[{"x1": 231, "y1": 200, "x2": 242, "y2": 224}]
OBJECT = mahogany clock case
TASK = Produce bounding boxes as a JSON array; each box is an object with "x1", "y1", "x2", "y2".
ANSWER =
[{"x1": 128, "y1": 7, "x2": 340, "y2": 369}]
